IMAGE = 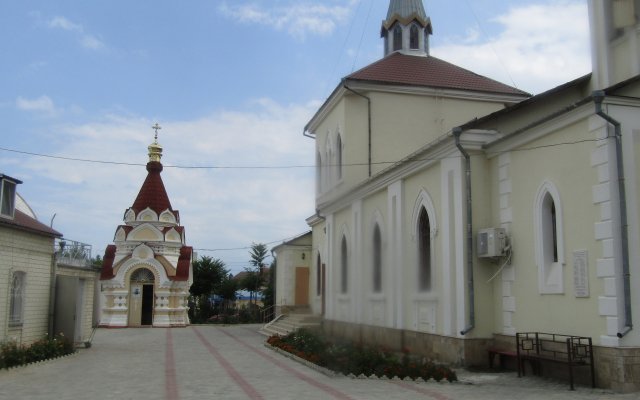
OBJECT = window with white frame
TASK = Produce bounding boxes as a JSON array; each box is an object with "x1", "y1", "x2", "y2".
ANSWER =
[
  {"x1": 340, "y1": 235, "x2": 348, "y2": 293},
  {"x1": 372, "y1": 223, "x2": 382, "y2": 293},
  {"x1": 1, "y1": 178, "x2": 17, "y2": 218},
  {"x1": 9, "y1": 271, "x2": 25, "y2": 326},
  {"x1": 534, "y1": 181, "x2": 565, "y2": 294}
]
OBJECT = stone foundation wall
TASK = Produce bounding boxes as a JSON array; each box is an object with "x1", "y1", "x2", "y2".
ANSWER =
[
  {"x1": 321, "y1": 320, "x2": 492, "y2": 367},
  {"x1": 594, "y1": 345, "x2": 640, "y2": 392},
  {"x1": 320, "y1": 323, "x2": 640, "y2": 392}
]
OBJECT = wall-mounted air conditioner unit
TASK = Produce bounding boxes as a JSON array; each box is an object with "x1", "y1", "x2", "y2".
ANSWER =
[{"x1": 477, "y1": 228, "x2": 507, "y2": 258}]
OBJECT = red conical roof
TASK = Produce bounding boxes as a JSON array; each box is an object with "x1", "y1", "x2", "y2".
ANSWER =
[{"x1": 131, "y1": 161, "x2": 173, "y2": 214}]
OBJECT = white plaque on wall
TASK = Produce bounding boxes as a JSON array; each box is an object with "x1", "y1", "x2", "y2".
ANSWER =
[{"x1": 573, "y1": 250, "x2": 589, "y2": 298}]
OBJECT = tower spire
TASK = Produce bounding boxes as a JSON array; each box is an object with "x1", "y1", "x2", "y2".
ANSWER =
[{"x1": 381, "y1": 0, "x2": 433, "y2": 56}]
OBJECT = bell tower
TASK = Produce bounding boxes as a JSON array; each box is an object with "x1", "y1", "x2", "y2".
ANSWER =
[
  {"x1": 589, "y1": 0, "x2": 640, "y2": 89},
  {"x1": 381, "y1": 0, "x2": 433, "y2": 56}
]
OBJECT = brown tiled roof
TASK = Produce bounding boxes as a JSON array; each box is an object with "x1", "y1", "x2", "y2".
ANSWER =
[
  {"x1": 131, "y1": 161, "x2": 173, "y2": 214},
  {"x1": 346, "y1": 53, "x2": 529, "y2": 96},
  {"x1": 174, "y1": 246, "x2": 192, "y2": 281},
  {"x1": 0, "y1": 209, "x2": 62, "y2": 238},
  {"x1": 100, "y1": 244, "x2": 117, "y2": 280}
]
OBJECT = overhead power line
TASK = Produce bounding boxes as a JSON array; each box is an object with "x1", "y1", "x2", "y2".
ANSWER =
[{"x1": 0, "y1": 137, "x2": 609, "y2": 171}]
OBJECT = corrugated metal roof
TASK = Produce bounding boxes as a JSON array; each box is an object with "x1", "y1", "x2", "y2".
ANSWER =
[{"x1": 386, "y1": 0, "x2": 427, "y2": 20}]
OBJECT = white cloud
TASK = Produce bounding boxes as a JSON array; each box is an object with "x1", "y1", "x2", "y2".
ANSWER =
[
  {"x1": 14, "y1": 99, "x2": 317, "y2": 272},
  {"x1": 433, "y1": 1, "x2": 591, "y2": 94},
  {"x1": 16, "y1": 95, "x2": 57, "y2": 116},
  {"x1": 48, "y1": 15, "x2": 105, "y2": 50},
  {"x1": 218, "y1": 1, "x2": 355, "y2": 39},
  {"x1": 49, "y1": 16, "x2": 82, "y2": 32}
]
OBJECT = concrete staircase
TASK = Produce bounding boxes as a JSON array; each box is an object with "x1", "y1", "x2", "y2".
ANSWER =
[{"x1": 260, "y1": 310, "x2": 322, "y2": 337}]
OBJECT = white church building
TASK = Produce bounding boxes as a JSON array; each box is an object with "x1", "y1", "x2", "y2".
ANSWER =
[{"x1": 279, "y1": 0, "x2": 640, "y2": 392}]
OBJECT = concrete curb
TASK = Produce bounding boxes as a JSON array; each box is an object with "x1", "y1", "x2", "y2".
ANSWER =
[{"x1": 0, "y1": 351, "x2": 78, "y2": 373}]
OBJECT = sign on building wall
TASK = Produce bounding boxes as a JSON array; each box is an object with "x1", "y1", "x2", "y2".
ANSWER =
[{"x1": 573, "y1": 250, "x2": 589, "y2": 298}]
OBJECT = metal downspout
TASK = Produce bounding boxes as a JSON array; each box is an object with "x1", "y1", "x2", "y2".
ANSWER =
[
  {"x1": 344, "y1": 83, "x2": 372, "y2": 177},
  {"x1": 48, "y1": 251, "x2": 58, "y2": 337},
  {"x1": 453, "y1": 127, "x2": 475, "y2": 336},
  {"x1": 593, "y1": 91, "x2": 633, "y2": 338}
]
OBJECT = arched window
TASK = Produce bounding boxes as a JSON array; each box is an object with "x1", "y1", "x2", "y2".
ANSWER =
[
  {"x1": 316, "y1": 152, "x2": 322, "y2": 192},
  {"x1": 340, "y1": 236, "x2": 348, "y2": 293},
  {"x1": 131, "y1": 268, "x2": 155, "y2": 283},
  {"x1": 410, "y1": 25, "x2": 419, "y2": 49},
  {"x1": 316, "y1": 253, "x2": 322, "y2": 296},
  {"x1": 372, "y1": 224, "x2": 382, "y2": 293},
  {"x1": 336, "y1": 134, "x2": 343, "y2": 180},
  {"x1": 543, "y1": 195, "x2": 559, "y2": 263},
  {"x1": 393, "y1": 24, "x2": 403, "y2": 51},
  {"x1": 9, "y1": 272, "x2": 25, "y2": 325},
  {"x1": 534, "y1": 181, "x2": 565, "y2": 294},
  {"x1": 418, "y1": 207, "x2": 432, "y2": 291}
]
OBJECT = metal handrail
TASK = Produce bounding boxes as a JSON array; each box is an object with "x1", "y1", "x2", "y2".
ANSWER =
[{"x1": 260, "y1": 305, "x2": 276, "y2": 323}]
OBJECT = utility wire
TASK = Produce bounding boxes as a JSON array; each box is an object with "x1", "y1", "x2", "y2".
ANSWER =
[
  {"x1": 324, "y1": 0, "x2": 363, "y2": 98},
  {"x1": 462, "y1": 0, "x2": 519, "y2": 90},
  {"x1": 0, "y1": 137, "x2": 608, "y2": 171},
  {"x1": 193, "y1": 231, "x2": 309, "y2": 253},
  {"x1": 351, "y1": 0, "x2": 374, "y2": 72}
]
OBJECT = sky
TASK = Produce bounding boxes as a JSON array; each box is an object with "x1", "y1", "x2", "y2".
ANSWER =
[{"x1": 0, "y1": 0, "x2": 591, "y2": 274}]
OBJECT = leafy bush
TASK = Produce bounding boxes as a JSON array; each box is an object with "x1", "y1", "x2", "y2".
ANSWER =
[
  {"x1": 0, "y1": 334, "x2": 74, "y2": 369},
  {"x1": 267, "y1": 329, "x2": 457, "y2": 382}
]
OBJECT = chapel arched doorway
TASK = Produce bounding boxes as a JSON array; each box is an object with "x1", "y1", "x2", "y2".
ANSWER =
[{"x1": 128, "y1": 268, "x2": 155, "y2": 326}]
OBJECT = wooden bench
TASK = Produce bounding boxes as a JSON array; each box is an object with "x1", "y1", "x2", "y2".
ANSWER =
[{"x1": 516, "y1": 332, "x2": 595, "y2": 390}]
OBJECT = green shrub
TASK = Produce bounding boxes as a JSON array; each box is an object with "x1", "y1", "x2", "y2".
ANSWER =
[
  {"x1": 0, "y1": 334, "x2": 74, "y2": 369},
  {"x1": 267, "y1": 330, "x2": 457, "y2": 382}
]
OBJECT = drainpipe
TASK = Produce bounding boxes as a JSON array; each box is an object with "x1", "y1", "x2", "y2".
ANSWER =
[
  {"x1": 343, "y1": 83, "x2": 372, "y2": 177},
  {"x1": 593, "y1": 91, "x2": 633, "y2": 338},
  {"x1": 4, "y1": 268, "x2": 13, "y2": 341},
  {"x1": 48, "y1": 239, "x2": 62, "y2": 337},
  {"x1": 453, "y1": 127, "x2": 475, "y2": 336}
]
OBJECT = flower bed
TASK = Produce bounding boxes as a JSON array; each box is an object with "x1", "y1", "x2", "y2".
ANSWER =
[
  {"x1": 1, "y1": 334, "x2": 75, "y2": 369},
  {"x1": 267, "y1": 329, "x2": 457, "y2": 382}
]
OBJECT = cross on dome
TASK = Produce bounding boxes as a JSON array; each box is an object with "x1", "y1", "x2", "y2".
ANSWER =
[
  {"x1": 152, "y1": 123, "x2": 161, "y2": 142},
  {"x1": 148, "y1": 123, "x2": 163, "y2": 163}
]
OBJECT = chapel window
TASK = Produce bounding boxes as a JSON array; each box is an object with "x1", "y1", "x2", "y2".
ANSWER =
[
  {"x1": 341, "y1": 236, "x2": 348, "y2": 293},
  {"x1": 542, "y1": 193, "x2": 559, "y2": 264},
  {"x1": 316, "y1": 152, "x2": 322, "y2": 193},
  {"x1": 336, "y1": 134, "x2": 343, "y2": 180},
  {"x1": 418, "y1": 206, "x2": 432, "y2": 291},
  {"x1": 535, "y1": 182, "x2": 565, "y2": 294},
  {"x1": 316, "y1": 254, "x2": 322, "y2": 296},
  {"x1": 393, "y1": 25, "x2": 403, "y2": 51},
  {"x1": 372, "y1": 224, "x2": 382, "y2": 293},
  {"x1": 410, "y1": 25, "x2": 419, "y2": 49}
]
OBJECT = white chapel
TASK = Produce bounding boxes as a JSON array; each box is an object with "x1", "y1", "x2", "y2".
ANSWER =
[{"x1": 99, "y1": 130, "x2": 192, "y2": 327}]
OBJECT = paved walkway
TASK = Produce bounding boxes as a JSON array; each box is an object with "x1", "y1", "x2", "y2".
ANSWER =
[{"x1": 0, "y1": 325, "x2": 637, "y2": 400}]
